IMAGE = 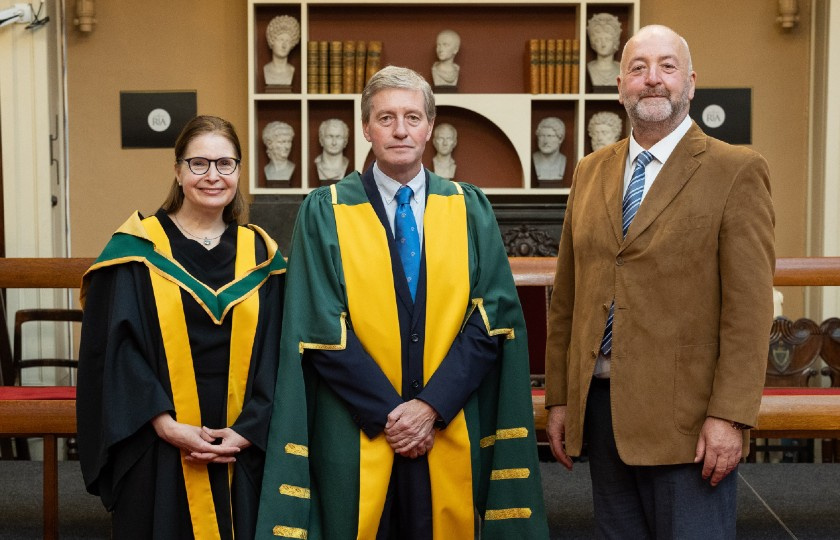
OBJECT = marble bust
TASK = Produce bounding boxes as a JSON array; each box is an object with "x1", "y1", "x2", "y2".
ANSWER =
[
  {"x1": 263, "y1": 121, "x2": 295, "y2": 181},
  {"x1": 532, "y1": 117, "x2": 567, "y2": 181},
  {"x1": 588, "y1": 111, "x2": 623, "y2": 151},
  {"x1": 315, "y1": 118, "x2": 350, "y2": 181},
  {"x1": 431, "y1": 29, "x2": 460, "y2": 87},
  {"x1": 586, "y1": 13, "x2": 622, "y2": 87},
  {"x1": 263, "y1": 15, "x2": 301, "y2": 87},
  {"x1": 432, "y1": 123, "x2": 457, "y2": 179}
]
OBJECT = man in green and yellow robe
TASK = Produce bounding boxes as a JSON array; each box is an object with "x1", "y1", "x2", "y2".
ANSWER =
[{"x1": 257, "y1": 169, "x2": 548, "y2": 539}]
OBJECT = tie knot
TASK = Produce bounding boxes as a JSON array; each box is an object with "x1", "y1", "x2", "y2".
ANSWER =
[
  {"x1": 396, "y1": 185, "x2": 413, "y2": 206},
  {"x1": 636, "y1": 151, "x2": 655, "y2": 168}
]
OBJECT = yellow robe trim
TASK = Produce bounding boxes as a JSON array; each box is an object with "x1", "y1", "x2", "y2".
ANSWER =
[
  {"x1": 332, "y1": 182, "x2": 473, "y2": 539},
  {"x1": 299, "y1": 312, "x2": 347, "y2": 353},
  {"x1": 333, "y1": 201, "x2": 399, "y2": 539},
  {"x1": 463, "y1": 298, "x2": 515, "y2": 339},
  {"x1": 272, "y1": 525, "x2": 308, "y2": 538},
  {"x1": 479, "y1": 427, "x2": 530, "y2": 448},
  {"x1": 143, "y1": 216, "x2": 260, "y2": 540},
  {"x1": 484, "y1": 508, "x2": 533, "y2": 520},
  {"x1": 423, "y1": 191, "x2": 474, "y2": 540}
]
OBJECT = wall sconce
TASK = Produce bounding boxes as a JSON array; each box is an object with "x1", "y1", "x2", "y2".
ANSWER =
[
  {"x1": 73, "y1": 0, "x2": 95, "y2": 33},
  {"x1": 777, "y1": 0, "x2": 799, "y2": 30}
]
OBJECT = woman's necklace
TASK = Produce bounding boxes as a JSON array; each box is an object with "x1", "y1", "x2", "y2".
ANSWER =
[{"x1": 172, "y1": 214, "x2": 225, "y2": 246}]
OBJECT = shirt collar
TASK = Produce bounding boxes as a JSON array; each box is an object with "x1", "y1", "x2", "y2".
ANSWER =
[
  {"x1": 628, "y1": 114, "x2": 693, "y2": 165},
  {"x1": 373, "y1": 162, "x2": 426, "y2": 204}
]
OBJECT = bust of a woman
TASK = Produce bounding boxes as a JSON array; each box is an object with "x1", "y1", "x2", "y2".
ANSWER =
[
  {"x1": 264, "y1": 16, "x2": 301, "y2": 87},
  {"x1": 586, "y1": 13, "x2": 622, "y2": 88}
]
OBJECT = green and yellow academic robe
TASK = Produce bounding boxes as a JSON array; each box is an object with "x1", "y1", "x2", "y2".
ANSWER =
[
  {"x1": 257, "y1": 170, "x2": 548, "y2": 539},
  {"x1": 77, "y1": 210, "x2": 286, "y2": 539}
]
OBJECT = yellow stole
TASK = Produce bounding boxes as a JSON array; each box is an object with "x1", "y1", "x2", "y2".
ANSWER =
[
  {"x1": 332, "y1": 183, "x2": 474, "y2": 539},
  {"x1": 142, "y1": 216, "x2": 259, "y2": 540}
]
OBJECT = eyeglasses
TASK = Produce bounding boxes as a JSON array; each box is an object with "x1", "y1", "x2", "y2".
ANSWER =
[{"x1": 178, "y1": 157, "x2": 240, "y2": 175}]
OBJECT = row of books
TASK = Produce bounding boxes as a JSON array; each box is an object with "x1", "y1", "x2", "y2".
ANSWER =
[
  {"x1": 306, "y1": 40, "x2": 383, "y2": 94},
  {"x1": 529, "y1": 39, "x2": 580, "y2": 94}
]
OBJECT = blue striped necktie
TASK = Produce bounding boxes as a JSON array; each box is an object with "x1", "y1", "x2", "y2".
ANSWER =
[
  {"x1": 395, "y1": 185, "x2": 421, "y2": 300},
  {"x1": 599, "y1": 150, "x2": 655, "y2": 356}
]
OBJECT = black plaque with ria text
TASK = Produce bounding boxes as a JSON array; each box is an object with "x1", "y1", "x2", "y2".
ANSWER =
[
  {"x1": 689, "y1": 88, "x2": 751, "y2": 145},
  {"x1": 120, "y1": 91, "x2": 197, "y2": 148}
]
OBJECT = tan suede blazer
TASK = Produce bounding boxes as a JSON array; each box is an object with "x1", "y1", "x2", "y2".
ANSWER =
[{"x1": 545, "y1": 122, "x2": 775, "y2": 465}]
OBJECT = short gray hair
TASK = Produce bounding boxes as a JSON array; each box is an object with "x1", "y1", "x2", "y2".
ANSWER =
[{"x1": 361, "y1": 66, "x2": 436, "y2": 124}]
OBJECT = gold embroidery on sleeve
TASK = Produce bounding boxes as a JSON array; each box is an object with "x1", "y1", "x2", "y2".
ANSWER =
[
  {"x1": 484, "y1": 508, "x2": 532, "y2": 520},
  {"x1": 279, "y1": 484, "x2": 311, "y2": 499},
  {"x1": 284, "y1": 443, "x2": 309, "y2": 457},
  {"x1": 272, "y1": 525, "x2": 308, "y2": 538},
  {"x1": 479, "y1": 427, "x2": 529, "y2": 448},
  {"x1": 490, "y1": 468, "x2": 531, "y2": 480}
]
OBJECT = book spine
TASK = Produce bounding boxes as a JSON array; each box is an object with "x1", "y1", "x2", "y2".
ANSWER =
[
  {"x1": 546, "y1": 39, "x2": 556, "y2": 94},
  {"x1": 365, "y1": 41, "x2": 382, "y2": 84},
  {"x1": 354, "y1": 40, "x2": 367, "y2": 92},
  {"x1": 562, "y1": 39, "x2": 572, "y2": 93},
  {"x1": 529, "y1": 39, "x2": 539, "y2": 94},
  {"x1": 538, "y1": 39, "x2": 547, "y2": 94},
  {"x1": 318, "y1": 41, "x2": 329, "y2": 94},
  {"x1": 570, "y1": 39, "x2": 580, "y2": 94},
  {"x1": 555, "y1": 38, "x2": 564, "y2": 94},
  {"x1": 329, "y1": 41, "x2": 343, "y2": 94},
  {"x1": 343, "y1": 40, "x2": 356, "y2": 93},
  {"x1": 307, "y1": 41, "x2": 319, "y2": 94}
]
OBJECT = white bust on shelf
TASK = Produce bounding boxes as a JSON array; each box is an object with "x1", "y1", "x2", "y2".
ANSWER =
[
  {"x1": 263, "y1": 121, "x2": 295, "y2": 181},
  {"x1": 588, "y1": 111, "x2": 623, "y2": 151},
  {"x1": 586, "y1": 13, "x2": 622, "y2": 87},
  {"x1": 432, "y1": 29, "x2": 461, "y2": 87},
  {"x1": 532, "y1": 117, "x2": 567, "y2": 181},
  {"x1": 432, "y1": 123, "x2": 457, "y2": 179},
  {"x1": 315, "y1": 118, "x2": 350, "y2": 181},
  {"x1": 264, "y1": 15, "x2": 301, "y2": 87}
]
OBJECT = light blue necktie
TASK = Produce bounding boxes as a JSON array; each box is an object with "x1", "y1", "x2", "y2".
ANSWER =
[
  {"x1": 395, "y1": 185, "x2": 421, "y2": 300},
  {"x1": 600, "y1": 150, "x2": 655, "y2": 356}
]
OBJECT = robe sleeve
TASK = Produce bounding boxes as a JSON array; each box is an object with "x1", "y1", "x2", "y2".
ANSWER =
[{"x1": 76, "y1": 263, "x2": 174, "y2": 508}]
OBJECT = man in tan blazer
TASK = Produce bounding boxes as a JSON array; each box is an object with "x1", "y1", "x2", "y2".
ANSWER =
[{"x1": 544, "y1": 25, "x2": 775, "y2": 538}]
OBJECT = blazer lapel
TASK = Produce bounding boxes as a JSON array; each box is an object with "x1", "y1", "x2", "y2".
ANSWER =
[
  {"x1": 621, "y1": 123, "x2": 706, "y2": 250},
  {"x1": 601, "y1": 139, "x2": 630, "y2": 245}
]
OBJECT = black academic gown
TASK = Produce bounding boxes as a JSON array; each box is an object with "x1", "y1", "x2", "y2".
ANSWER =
[
  {"x1": 77, "y1": 211, "x2": 284, "y2": 540},
  {"x1": 305, "y1": 168, "x2": 502, "y2": 540}
]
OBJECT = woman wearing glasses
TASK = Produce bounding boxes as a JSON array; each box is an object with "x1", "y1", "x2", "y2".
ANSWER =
[{"x1": 77, "y1": 115, "x2": 287, "y2": 539}]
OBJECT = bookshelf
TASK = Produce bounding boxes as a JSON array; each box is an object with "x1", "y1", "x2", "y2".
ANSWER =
[{"x1": 247, "y1": 0, "x2": 640, "y2": 196}]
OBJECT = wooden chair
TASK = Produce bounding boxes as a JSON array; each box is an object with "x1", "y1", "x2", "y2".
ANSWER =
[
  {"x1": 751, "y1": 316, "x2": 822, "y2": 462},
  {"x1": 11, "y1": 308, "x2": 83, "y2": 460},
  {"x1": 0, "y1": 292, "x2": 15, "y2": 460},
  {"x1": 820, "y1": 317, "x2": 840, "y2": 462}
]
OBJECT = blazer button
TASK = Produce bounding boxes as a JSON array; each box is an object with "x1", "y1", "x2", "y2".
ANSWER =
[
  {"x1": 602, "y1": 303, "x2": 610, "y2": 312},
  {"x1": 591, "y1": 350, "x2": 598, "y2": 359},
  {"x1": 411, "y1": 380, "x2": 420, "y2": 389},
  {"x1": 616, "y1": 256, "x2": 624, "y2": 266},
  {"x1": 410, "y1": 333, "x2": 420, "y2": 343}
]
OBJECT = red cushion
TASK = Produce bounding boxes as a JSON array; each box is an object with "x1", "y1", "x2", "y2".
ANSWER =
[
  {"x1": 0, "y1": 386, "x2": 76, "y2": 400},
  {"x1": 762, "y1": 387, "x2": 840, "y2": 396}
]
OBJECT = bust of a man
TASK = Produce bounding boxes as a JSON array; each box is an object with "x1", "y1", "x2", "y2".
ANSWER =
[
  {"x1": 588, "y1": 111, "x2": 623, "y2": 151},
  {"x1": 532, "y1": 117, "x2": 567, "y2": 181},
  {"x1": 315, "y1": 118, "x2": 350, "y2": 181},
  {"x1": 263, "y1": 121, "x2": 295, "y2": 181},
  {"x1": 432, "y1": 123, "x2": 457, "y2": 179},
  {"x1": 264, "y1": 15, "x2": 301, "y2": 87},
  {"x1": 431, "y1": 29, "x2": 461, "y2": 87},
  {"x1": 586, "y1": 13, "x2": 622, "y2": 87}
]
